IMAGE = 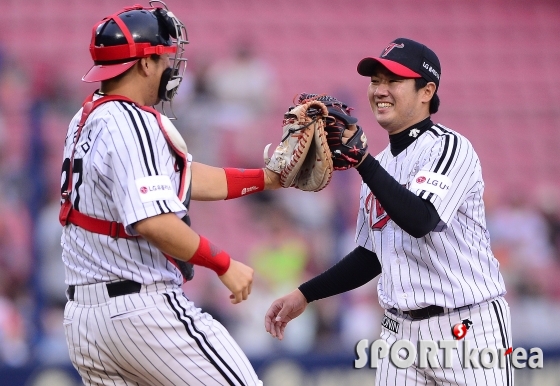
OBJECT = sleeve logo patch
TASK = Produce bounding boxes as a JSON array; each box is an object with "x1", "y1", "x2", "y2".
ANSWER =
[
  {"x1": 410, "y1": 171, "x2": 452, "y2": 199},
  {"x1": 135, "y1": 175, "x2": 175, "y2": 203}
]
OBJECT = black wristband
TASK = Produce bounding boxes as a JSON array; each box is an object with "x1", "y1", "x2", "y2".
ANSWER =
[{"x1": 298, "y1": 246, "x2": 381, "y2": 303}]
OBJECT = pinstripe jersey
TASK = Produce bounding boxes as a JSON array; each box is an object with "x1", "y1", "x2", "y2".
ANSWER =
[
  {"x1": 356, "y1": 123, "x2": 506, "y2": 311},
  {"x1": 61, "y1": 94, "x2": 189, "y2": 286}
]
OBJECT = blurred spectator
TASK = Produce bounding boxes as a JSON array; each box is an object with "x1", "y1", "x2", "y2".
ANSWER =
[
  {"x1": 0, "y1": 102, "x2": 4, "y2": 161},
  {"x1": 487, "y1": 191, "x2": 555, "y2": 279},
  {"x1": 0, "y1": 194, "x2": 33, "y2": 296},
  {"x1": 0, "y1": 296, "x2": 29, "y2": 366},
  {"x1": 487, "y1": 189, "x2": 560, "y2": 348},
  {"x1": 509, "y1": 291, "x2": 560, "y2": 349},
  {"x1": 0, "y1": 54, "x2": 32, "y2": 369},
  {"x1": 534, "y1": 185, "x2": 560, "y2": 302},
  {"x1": 207, "y1": 39, "x2": 276, "y2": 120},
  {"x1": 36, "y1": 200, "x2": 66, "y2": 307},
  {"x1": 0, "y1": 60, "x2": 32, "y2": 200},
  {"x1": 34, "y1": 305, "x2": 70, "y2": 365},
  {"x1": 173, "y1": 60, "x2": 224, "y2": 166},
  {"x1": 231, "y1": 199, "x2": 318, "y2": 356},
  {"x1": 536, "y1": 185, "x2": 560, "y2": 264},
  {"x1": 205, "y1": 39, "x2": 278, "y2": 166},
  {"x1": 249, "y1": 203, "x2": 309, "y2": 294},
  {"x1": 35, "y1": 106, "x2": 74, "y2": 307}
]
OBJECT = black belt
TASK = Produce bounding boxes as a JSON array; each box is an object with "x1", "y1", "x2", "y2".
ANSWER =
[
  {"x1": 403, "y1": 305, "x2": 445, "y2": 320},
  {"x1": 390, "y1": 303, "x2": 474, "y2": 321},
  {"x1": 67, "y1": 280, "x2": 142, "y2": 301}
]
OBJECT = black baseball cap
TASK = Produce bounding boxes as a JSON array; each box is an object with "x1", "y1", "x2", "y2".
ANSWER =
[{"x1": 357, "y1": 38, "x2": 441, "y2": 89}]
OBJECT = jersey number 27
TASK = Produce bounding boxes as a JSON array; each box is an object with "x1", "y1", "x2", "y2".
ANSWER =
[{"x1": 61, "y1": 157, "x2": 83, "y2": 211}]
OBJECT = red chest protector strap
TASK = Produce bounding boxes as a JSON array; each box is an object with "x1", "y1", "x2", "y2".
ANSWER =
[{"x1": 59, "y1": 93, "x2": 189, "y2": 273}]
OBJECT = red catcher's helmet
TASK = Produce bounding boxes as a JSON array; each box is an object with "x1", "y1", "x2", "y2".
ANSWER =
[{"x1": 82, "y1": 1, "x2": 188, "y2": 101}]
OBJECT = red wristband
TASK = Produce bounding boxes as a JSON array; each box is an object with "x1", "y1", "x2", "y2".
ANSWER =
[
  {"x1": 189, "y1": 236, "x2": 231, "y2": 276},
  {"x1": 224, "y1": 168, "x2": 265, "y2": 200}
]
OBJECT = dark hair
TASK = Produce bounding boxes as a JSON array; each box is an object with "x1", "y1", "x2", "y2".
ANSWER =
[{"x1": 414, "y1": 78, "x2": 440, "y2": 114}]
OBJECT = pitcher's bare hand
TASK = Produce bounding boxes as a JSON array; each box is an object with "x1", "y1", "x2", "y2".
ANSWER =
[{"x1": 264, "y1": 289, "x2": 308, "y2": 340}]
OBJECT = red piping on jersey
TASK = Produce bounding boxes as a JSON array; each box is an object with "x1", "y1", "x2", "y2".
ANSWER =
[{"x1": 59, "y1": 92, "x2": 189, "y2": 278}]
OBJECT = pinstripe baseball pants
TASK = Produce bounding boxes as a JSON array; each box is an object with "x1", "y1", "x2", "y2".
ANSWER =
[
  {"x1": 63, "y1": 282, "x2": 262, "y2": 386},
  {"x1": 375, "y1": 297, "x2": 513, "y2": 386}
]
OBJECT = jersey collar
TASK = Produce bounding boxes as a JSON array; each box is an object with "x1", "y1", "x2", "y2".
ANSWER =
[{"x1": 389, "y1": 117, "x2": 433, "y2": 156}]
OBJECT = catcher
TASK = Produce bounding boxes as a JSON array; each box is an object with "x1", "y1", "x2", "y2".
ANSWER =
[
  {"x1": 61, "y1": 3, "x2": 287, "y2": 385},
  {"x1": 60, "y1": 3, "x2": 359, "y2": 383}
]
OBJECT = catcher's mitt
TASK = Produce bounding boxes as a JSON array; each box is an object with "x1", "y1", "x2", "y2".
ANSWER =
[
  {"x1": 264, "y1": 100, "x2": 333, "y2": 192},
  {"x1": 296, "y1": 93, "x2": 368, "y2": 170}
]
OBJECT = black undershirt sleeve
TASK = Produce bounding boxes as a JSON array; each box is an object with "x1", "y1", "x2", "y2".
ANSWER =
[
  {"x1": 356, "y1": 154, "x2": 441, "y2": 238},
  {"x1": 298, "y1": 246, "x2": 381, "y2": 303}
]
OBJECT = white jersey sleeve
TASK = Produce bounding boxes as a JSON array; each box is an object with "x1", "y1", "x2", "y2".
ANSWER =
[
  {"x1": 92, "y1": 102, "x2": 186, "y2": 233},
  {"x1": 409, "y1": 124, "x2": 479, "y2": 228}
]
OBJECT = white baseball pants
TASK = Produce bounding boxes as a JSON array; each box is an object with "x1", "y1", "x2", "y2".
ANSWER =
[
  {"x1": 376, "y1": 297, "x2": 513, "y2": 386},
  {"x1": 63, "y1": 282, "x2": 262, "y2": 386}
]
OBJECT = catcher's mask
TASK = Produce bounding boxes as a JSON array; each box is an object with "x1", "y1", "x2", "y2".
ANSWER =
[{"x1": 82, "y1": 1, "x2": 188, "y2": 103}]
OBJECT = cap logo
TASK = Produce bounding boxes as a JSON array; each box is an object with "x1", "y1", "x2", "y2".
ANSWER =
[
  {"x1": 422, "y1": 61, "x2": 440, "y2": 80},
  {"x1": 381, "y1": 43, "x2": 405, "y2": 57}
]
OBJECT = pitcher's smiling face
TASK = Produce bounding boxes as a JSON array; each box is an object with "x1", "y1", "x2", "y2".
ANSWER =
[{"x1": 367, "y1": 66, "x2": 433, "y2": 135}]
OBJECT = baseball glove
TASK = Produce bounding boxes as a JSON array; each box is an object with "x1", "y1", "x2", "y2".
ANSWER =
[
  {"x1": 264, "y1": 100, "x2": 333, "y2": 192},
  {"x1": 296, "y1": 93, "x2": 368, "y2": 170}
]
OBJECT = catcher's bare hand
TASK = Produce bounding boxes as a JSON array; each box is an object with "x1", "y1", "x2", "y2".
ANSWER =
[
  {"x1": 219, "y1": 259, "x2": 253, "y2": 304},
  {"x1": 265, "y1": 289, "x2": 308, "y2": 340},
  {"x1": 263, "y1": 168, "x2": 282, "y2": 190}
]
